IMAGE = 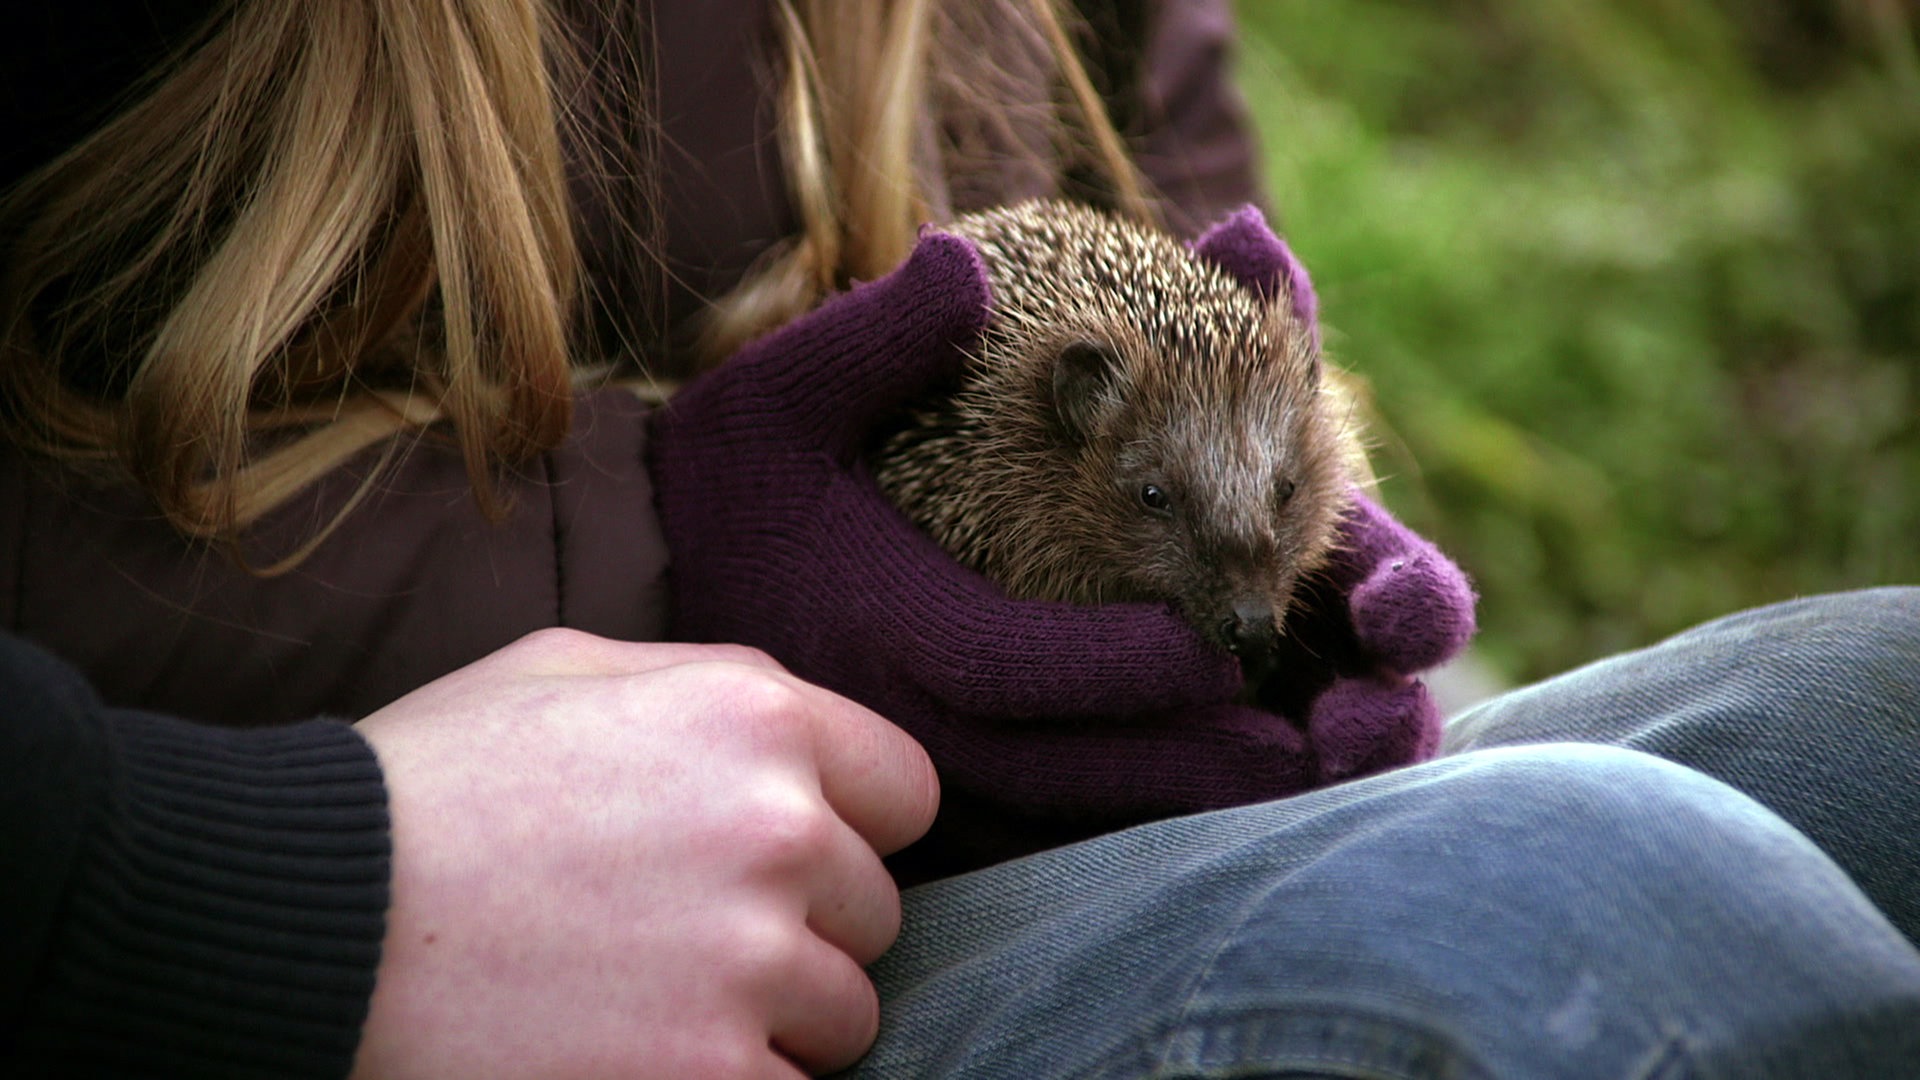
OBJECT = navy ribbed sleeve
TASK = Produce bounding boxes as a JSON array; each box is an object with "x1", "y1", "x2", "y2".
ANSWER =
[{"x1": 1, "y1": 635, "x2": 390, "y2": 1078}]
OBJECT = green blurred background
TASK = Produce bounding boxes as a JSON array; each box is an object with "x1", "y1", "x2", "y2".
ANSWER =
[{"x1": 1232, "y1": 0, "x2": 1920, "y2": 685}]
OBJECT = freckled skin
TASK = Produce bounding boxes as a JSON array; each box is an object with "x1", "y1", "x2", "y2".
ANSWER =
[{"x1": 872, "y1": 200, "x2": 1360, "y2": 657}]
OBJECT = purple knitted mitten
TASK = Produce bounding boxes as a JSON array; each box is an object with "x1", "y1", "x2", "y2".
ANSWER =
[
  {"x1": 1192, "y1": 204, "x2": 1323, "y2": 351},
  {"x1": 649, "y1": 217, "x2": 1475, "y2": 880},
  {"x1": 1194, "y1": 205, "x2": 1478, "y2": 782},
  {"x1": 651, "y1": 233, "x2": 1277, "y2": 860}
]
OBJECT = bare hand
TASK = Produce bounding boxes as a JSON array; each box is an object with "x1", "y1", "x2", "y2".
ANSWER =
[{"x1": 348, "y1": 630, "x2": 938, "y2": 1078}]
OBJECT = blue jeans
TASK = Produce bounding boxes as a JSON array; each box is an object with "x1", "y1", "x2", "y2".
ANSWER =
[
  {"x1": 848, "y1": 590, "x2": 1920, "y2": 1078},
  {"x1": 1445, "y1": 586, "x2": 1920, "y2": 942}
]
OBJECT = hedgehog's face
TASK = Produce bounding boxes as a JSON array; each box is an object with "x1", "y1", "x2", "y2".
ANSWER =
[
  {"x1": 1102, "y1": 397, "x2": 1349, "y2": 663},
  {"x1": 1048, "y1": 330, "x2": 1351, "y2": 663}
]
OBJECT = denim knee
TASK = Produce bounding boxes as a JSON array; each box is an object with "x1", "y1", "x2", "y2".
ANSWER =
[
  {"x1": 1446, "y1": 588, "x2": 1920, "y2": 945},
  {"x1": 1152, "y1": 745, "x2": 1920, "y2": 1080},
  {"x1": 861, "y1": 744, "x2": 1920, "y2": 1079},
  {"x1": 1708, "y1": 585, "x2": 1920, "y2": 653},
  {"x1": 1669, "y1": 586, "x2": 1920, "y2": 711}
]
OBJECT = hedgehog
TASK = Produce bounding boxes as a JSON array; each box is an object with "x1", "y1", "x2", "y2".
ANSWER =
[{"x1": 871, "y1": 199, "x2": 1365, "y2": 664}]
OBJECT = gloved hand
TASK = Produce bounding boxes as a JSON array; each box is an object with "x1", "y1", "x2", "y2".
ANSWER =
[
  {"x1": 1192, "y1": 205, "x2": 1478, "y2": 783},
  {"x1": 648, "y1": 217, "x2": 1474, "y2": 881}
]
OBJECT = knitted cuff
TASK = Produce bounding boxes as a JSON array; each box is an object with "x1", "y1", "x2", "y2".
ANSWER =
[{"x1": 16, "y1": 711, "x2": 390, "y2": 1079}]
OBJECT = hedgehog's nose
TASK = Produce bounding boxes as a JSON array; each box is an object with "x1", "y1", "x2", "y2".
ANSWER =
[{"x1": 1222, "y1": 600, "x2": 1277, "y2": 658}]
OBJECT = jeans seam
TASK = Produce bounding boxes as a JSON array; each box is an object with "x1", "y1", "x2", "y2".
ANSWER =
[
  {"x1": 1627, "y1": 1032, "x2": 1698, "y2": 1080},
  {"x1": 1084, "y1": 999, "x2": 1491, "y2": 1080},
  {"x1": 1156, "y1": 860, "x2": 1299, "y2": 1075}
]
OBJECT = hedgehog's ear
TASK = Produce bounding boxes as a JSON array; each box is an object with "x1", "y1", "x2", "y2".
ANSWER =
[
  {"x1": 1052, "y1": 339, "x2": 1125, "y2": 444},
  {"x1": 1191, "y1": 205, "x2": 1321, "y2": 352}
]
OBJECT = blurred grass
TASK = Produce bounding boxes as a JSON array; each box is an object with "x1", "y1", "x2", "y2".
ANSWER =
[{"x1": 1232, "y1": 0, "x2": 1920, "y2": 681}]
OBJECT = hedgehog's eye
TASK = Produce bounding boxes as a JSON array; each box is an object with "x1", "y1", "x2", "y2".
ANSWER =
[
  {"x1": 1275, "y1": 478, "x2": 1298, "y2": 507},
  {"x1": 1140, "y1": 484, "x2": 1174, "y2": 516}
]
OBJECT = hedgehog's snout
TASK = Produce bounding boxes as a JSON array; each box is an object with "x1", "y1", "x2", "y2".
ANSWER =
[
  {"x1": 1202, "y1": 558, "x2": 1304, "y2": 681},
  {"x1": 1210, "y1": 597, "x2": 1280, "y2": 686},
  {"x1": 1219, "y1": 598, "x2": 1277, "y2": 659}
]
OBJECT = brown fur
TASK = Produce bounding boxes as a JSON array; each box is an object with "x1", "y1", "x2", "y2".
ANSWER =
[{"x1": 872, "y1": 200, "x2": 1360, "y2": 656}]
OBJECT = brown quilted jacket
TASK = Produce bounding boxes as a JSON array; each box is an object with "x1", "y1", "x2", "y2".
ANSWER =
[{"x1": 1, "y1": 0, "x2": 1262, "y2": 726}]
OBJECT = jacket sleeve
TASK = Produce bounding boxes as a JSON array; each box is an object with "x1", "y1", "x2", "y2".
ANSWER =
[
  {"x1": 1129, "y1": 0, "x2": 1269, "y2": 235},
  {"x1": 1, "y1": 633, "x2": 390, "y2": 1078},
  {"x1": 2, "y1": 388, "x2": 669, "y2": 728}
]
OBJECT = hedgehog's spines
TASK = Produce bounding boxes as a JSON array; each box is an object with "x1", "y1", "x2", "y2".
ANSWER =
[{"x1": 873, "y1": 199, "x2": 1356, "y2": 644}]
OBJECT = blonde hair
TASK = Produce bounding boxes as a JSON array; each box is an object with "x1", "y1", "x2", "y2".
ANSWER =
[
  {"x1": 701, "y1": 0, "x2": 1152, "y2": 363},
  {"x1": 0, "y1": 0, "x2": 1146, "y2": 562},
  {"x1": 1, "y1": 0, "x2": 587, "y2": 561}
]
